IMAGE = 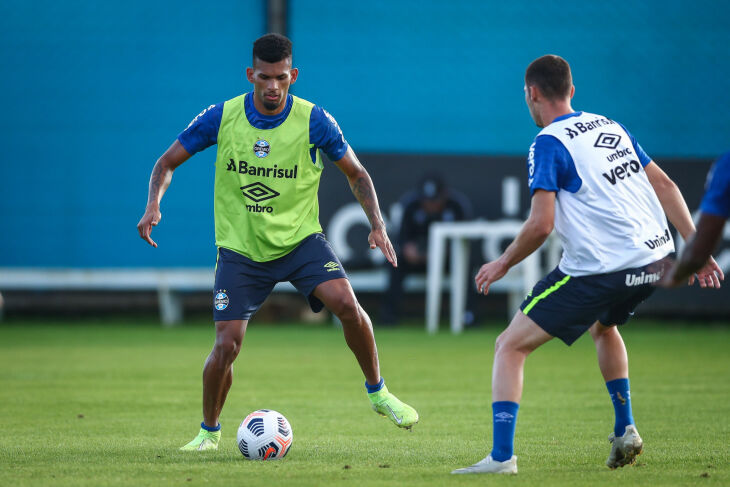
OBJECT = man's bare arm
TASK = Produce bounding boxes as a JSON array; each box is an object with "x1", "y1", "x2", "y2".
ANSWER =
[
  {"x1": 475, "y1": 190, "x2": 555, "y2": 294},
  {"x1": 333, "y1": 147, "x2": 397, "y2": 267},
  {"x1": 644, "y1": 161, "x2": 696, "y2": 239},
  {"x1": 136, "y1": 140, "x2": 191, "y2": 247},
  {"x1": 645, "y1": 161, "x2": 723, "y2": 287}
]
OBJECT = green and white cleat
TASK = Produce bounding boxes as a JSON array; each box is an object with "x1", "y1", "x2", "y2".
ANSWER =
[
  {"x1": 368, "y1": 385, "x2": 419, "y2": 430},
  {"x1": 606, "y1": 424, "x2": 643, "y2": 469},
  {"x1": 179, "y1": 427, "x2": 221, "y2": 451}
]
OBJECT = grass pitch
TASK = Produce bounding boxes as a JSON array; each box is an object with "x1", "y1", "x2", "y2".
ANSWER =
[{"x1": 1, "y1": 318, "x2": 728, "y2": 486}]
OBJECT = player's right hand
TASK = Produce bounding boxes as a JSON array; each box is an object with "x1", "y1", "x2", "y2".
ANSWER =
[
  {"x1": 692, "y1": 255, "x2": 724, "y2": 288},
  {"x1": 475, "y1": 260, "x2": 508, "y2": 295},
  {"x1": 137, "y1": 207, "x2": 161, "y2": 248}
]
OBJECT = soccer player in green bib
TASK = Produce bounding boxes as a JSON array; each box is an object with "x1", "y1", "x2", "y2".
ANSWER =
[{"x1": 136, "y1": 34, "x2": 418, "y2": 451}]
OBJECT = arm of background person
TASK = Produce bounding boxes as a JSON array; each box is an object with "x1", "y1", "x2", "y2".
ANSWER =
[
  {"x1": 333, "y1": 147, "x2": 397, "y2": 267},
  {"x1": 136, "y1": 140, "x2": 191, "y2": 248},
  {"x1": 645, "y1": 161, "x2": 722, "y2": 287},
  {"x1": 660, "y1": 212, "x2": 726, "y2": 287},
  {"x1": 475, "y1": 189, "x2": 555, "y2": 295}
]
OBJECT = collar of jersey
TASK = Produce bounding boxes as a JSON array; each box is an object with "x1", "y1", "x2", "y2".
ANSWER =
[
  {"x1": 552, "y1": 111, "x2": 582, "y2": 123},
  {"x1": 244, "y1": 93, "x2": 294, "y2": 130}
]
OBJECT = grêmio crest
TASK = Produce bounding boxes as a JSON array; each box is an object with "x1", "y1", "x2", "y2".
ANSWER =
[{"x1": 253, "y1": 139, "x2": 270, "y2": 158}]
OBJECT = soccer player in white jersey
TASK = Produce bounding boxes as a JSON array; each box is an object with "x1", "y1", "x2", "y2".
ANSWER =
[{"x1": 452, "y1": 55, "x2": 722, "y2": 475}]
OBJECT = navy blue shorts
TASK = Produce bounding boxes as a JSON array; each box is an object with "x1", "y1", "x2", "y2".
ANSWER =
[
  {"x1": 212, "y1": 233, "x2": 348, "y2": 321},
  {"x1": 520, "y1": 261, "x2": 663, "y2": 345}
]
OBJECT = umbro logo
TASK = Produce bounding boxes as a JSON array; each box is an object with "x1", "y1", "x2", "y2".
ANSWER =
[
  {"x1": 324, "y1": 261, "x2": 340, "y2": 272},
  {"x1": 594, "y1": 133, "x2": 622, "y2": 149},
  {"x1": 495, "y1": 411, "x2": 514, "y2": 423},
  {"x1": 240, "y1": 182, "x2": 280, "y2": 202}
]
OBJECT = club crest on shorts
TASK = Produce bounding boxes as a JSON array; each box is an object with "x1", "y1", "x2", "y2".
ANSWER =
[
  {"x1": 253, "y1": 139, "x2": 270, "y2": 158},
  {"x1": 214, "y1": 290, "x2": 229, "y2": 310}
]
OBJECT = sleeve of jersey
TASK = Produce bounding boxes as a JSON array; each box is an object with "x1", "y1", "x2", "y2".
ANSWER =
[
  {"x1": 616, "y1": 121, "x2": 652, "y2": 167},
  {"x1": 310, "y1": 106, "x2": 349, "y2": 161},
  {"x1": 176, "y1": 103, "x2": 224, "y2": 155},
  {"x1": 528, "y1": 135, "x2": 581, "y2": 196},
  {"x1": 699, "y1": 153, "x2": 730, "y2": 218}
]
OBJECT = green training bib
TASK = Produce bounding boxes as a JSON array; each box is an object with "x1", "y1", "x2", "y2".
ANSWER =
[{"x1": 214, "y1": 94, "x2": 324, "y2": 261}]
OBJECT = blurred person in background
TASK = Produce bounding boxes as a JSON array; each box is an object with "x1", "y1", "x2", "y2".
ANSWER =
[
  {"x1": 137, "y1": 33, "x2": 418, "y2": 452},
  {"x1": 380, "y1": 174, "x2": 473, "y2": 325},
  {"x1": 660, "y1": 151, "x2": 729, "y2": 286},
  {"x1": 453, "y1": 55, "x2": 722, "y2": 475}
]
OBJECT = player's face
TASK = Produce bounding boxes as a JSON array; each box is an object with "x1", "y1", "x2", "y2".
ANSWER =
[{"x1": 246, "y1": 58, "x2": 298, "y2": 115}]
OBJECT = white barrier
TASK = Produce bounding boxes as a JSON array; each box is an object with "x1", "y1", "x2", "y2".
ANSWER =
[
  {"x1": 0, "y1": 267, "x2": 429, "y2": 325},
  {"x1": 0, "y1": 219, "x2": 561, "y2": 329},
  {"x1": 426, "y1": 220, "x2": 559, "y2": 334}
]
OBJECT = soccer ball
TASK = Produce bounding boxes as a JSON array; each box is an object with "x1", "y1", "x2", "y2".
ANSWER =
[{"x1": 236, "y1": 409, "x2": 293, "y2": 460}]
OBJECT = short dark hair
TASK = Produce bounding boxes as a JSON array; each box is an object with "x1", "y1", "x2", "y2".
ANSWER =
[
  {"x1": 253, "y1": 33, "x2": 292, "y2": 64},
  {"x1": 525, "y1": 55, "x2": 572, "y2": 101}
]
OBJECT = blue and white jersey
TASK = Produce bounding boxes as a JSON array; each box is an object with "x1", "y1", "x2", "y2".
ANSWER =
[
  {"x1": 528, "y1": 111, "x2": 673, "y2": 276},
  {"x1": 177, "y1": 93, "x2": 349, "y2": 162},
  {"x1": 699, "y1": 151, "x2": 730, "y2": 219}
]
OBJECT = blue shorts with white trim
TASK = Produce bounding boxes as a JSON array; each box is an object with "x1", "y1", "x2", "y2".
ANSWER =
[
  {"x1": 212, "y1": 233, "x2": 347, "y2": 321},
  {"x1": 520, "y1": 260, "x2": 663, "y2": 345}
]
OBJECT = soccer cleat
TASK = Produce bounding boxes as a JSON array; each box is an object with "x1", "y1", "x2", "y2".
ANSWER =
[
  {"x1": 606, "y1": 424, "x2": 643, "y2": 469},
  {"x1": 368, "y1": 385, "x2": 419, "y2": 429},
  {"x1": 451, "y1": 455, "x2": 518, "y2": 474},
  {"x1": 179, "y1": 427, "x2": 221, "y2": 451}
]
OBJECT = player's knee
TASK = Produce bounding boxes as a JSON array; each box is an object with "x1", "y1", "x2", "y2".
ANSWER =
[
  {"x1": 589, "y1": 325, "x2": 602, "y2": 341},
  {"x1": 495, "y1": 330, "x2": 531, "y2": 357},
  {"x1": 494, "y1": 332, "x2": 509, "y2": 355},
  {"x1": 589, "y1": 321, "x2": 613, "y2": 341},
  {"x1": 330, "y1": 293, "x2": 360, "y2": 323},
  {"x1": 214, "y1": 335, "x2": 241, "y2": 362}
]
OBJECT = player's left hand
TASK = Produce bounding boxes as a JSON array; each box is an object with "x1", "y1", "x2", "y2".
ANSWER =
[
  {"x1": 369, "y1": 227, "x2": 397, "y2": 268},
  {"x1": 475, "y1": 260, "x2": 509, "y2": 295},
  {"x1": 691, "y1": 256, "x2": 724, "y2": 288}
]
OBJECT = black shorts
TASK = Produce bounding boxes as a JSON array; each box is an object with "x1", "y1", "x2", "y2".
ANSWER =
[
  {"x1": 520, "y1": 261, "x2": 662, "y2": 345},
  {"x1": 212, "y1": 233, "x2": 347, "y2": 321}
]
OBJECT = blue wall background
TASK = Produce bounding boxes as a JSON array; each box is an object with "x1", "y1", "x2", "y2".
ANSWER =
[
  {"x1": 1, "y1": 0, "x2": 728, "y2": 267},
  {"x1": 290, "y1": 0, "x2": 729, "y2": 157},
  {"x1": 0, "y1": 1, "x2": 264, "y2": 267}
]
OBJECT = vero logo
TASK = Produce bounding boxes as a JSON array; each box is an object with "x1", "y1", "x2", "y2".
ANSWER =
[{"x1": 602, "y1": 160, "x2": 642, "y2": 185}]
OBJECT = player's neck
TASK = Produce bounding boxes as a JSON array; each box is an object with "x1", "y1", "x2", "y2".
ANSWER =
[{"x1": 541, "y1": 102, "x2": 574, "y2": 127}]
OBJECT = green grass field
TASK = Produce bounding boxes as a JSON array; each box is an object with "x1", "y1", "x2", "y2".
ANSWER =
[{"x1": 1, "y1": 319, "x2": 728, "y2": 486}]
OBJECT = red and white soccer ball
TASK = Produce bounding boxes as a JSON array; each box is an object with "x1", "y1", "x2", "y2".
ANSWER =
[{"x1": 237, "y1": 409, "x2": 293, "y2": 460}]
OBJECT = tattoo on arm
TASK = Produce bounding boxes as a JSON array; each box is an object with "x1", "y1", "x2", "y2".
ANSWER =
[
  {"x1": 350, "y1": 174, "x2": 383, "y2": 229},
  {"x1": 147, "y1": 160, "x2": 171, "y2": 207}
]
